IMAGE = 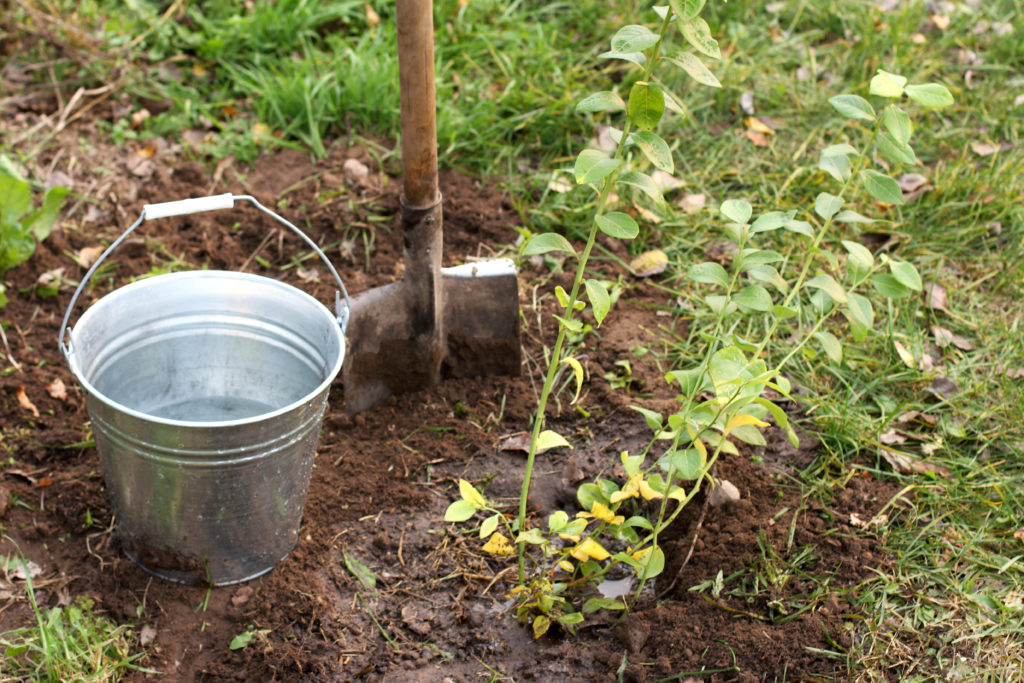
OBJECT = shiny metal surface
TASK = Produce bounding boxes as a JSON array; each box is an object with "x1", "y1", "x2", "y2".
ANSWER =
[{"x1": 65, "y1": 271, "x2": 345, "y2": 585}]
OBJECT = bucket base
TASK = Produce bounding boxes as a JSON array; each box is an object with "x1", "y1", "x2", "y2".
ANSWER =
[{"x1": 122, "y1": 546, "x2": 292, "y2": 586}]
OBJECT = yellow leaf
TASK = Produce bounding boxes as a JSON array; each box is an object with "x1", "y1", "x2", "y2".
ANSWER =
[
  {"x1": 723, "y1": 413, "x2": 770, "y2": 437},
  {"x1": 482, "y1": 533, "x2": 514, "y2": 556},
  {"x1": 532, "y1": 614, "x2": 551, "y2": 639},
  {"x1": 459, "y1": 479, "x2": 487, "y2": 509},
  {"x1": 536, "y1": 430, "x2": 573, "y2": 452},
  {"x1": 639, "y1": 479, "x2": 663, "y2": 501},
  {"x1": 561, "y1": 356, "x2": 585, "y2": 404},
  {"x1": 686, "y1": 425, "x2": 708, "y2": 458},
  {"x1": 631, "y1": 546, "x2": 653, "y2": 562},
  {"x1": 580, "y1": 502, "x2": 624, "y2": 525},
  {"x1": 251, "y1": 122, "x2": 272, "y2": 143},
  {"x1": 558, "y1": 560, "x2": 574, "y2": 573},
  {"x1": 570, "y1": 538, "x2": 611, "y2": 561},
  {"x1": 609, "y1": 474, "x2": 640, "y2": 503},
  {"x1": 629, "y1": 249, "x2": 668, "y2": 278},
  {"x1": 743, "y1": 116, "x2": 774, "y2": 135}
]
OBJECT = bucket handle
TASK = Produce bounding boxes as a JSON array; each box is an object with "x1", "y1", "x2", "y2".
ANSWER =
[{"x1": 59, "y1": 193, "x2": 352, "y2": 358}]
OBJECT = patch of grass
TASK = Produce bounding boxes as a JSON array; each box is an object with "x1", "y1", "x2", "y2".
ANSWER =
[{"x1": 0, "y1": 554, "x2": 150, "y2": 681}]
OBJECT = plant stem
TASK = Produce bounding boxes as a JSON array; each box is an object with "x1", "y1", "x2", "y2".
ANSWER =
[{"x1": 515, "y1": 8, "x2": 673, "y2": 585}]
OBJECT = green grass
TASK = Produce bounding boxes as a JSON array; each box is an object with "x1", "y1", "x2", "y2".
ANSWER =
[
  {"x1": 3, "y1": 0, "x2": 1023, "y2": 679},
  {"x1": 0, "y1": 553, "x2": 149, "y2": 681}
]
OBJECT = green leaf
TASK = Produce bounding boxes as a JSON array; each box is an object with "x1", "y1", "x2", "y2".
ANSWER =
[
  {"x1": 666, "y1": 52, "x2": 720, "y2": 88},
  {"x1": 554, "y1": 285, "x2": 584, "y2": 311},
  {"x1": 720, "y1": 198, "x2": 752, "y2": 224},
  {"x1": 904, "y1": 83, "x2": 954, "y2": 108},
  {"x1": 611, "y1": 25, "x2": 660, "y2": 53},
  {"x1": 828, "y1": 94, "x2": 875, "y2": 121},
  {"x1": 860, "y1": 169, "x2": 905, "y2": 205},
  {"x1": 632, "y1": 130, "x2": 674, "y2": 173},
  {"x1": 814, "y1": 192, "x2": 844, "y2": 220},
  {"x1": 876, "y1": 132, "x2": 917, "y2": 165},
  {"x1": 598, "y1": 50, "x2": 645, "y2": 65},
  {"x1": 583, "y1": 597, "x2": 627, "y2": 613},
  {"x1": 595, "y1": 212, "x2": 639, "y2": 239},
  {"x1": 822, "y1": 143, "x2": 858, "y2": 157},
  {"x1": 480, "y1": 513, "x2": 500, "y2": 539},
  {"x1": 785, "y1": 219, "x2": 814, "y2": 238},
  {"x1": 818, "y1": 152, "x2": 851, "y2": 183},
  {"x1": 671, "y1": 449, "x2": 705, "y2": 480},
  {"x1": 668, "y1": 0, "x2": 707, "y2": 20},
  {"x1": 749, "y1": 210, "x2": 794, "y2": 233},
  {"x1": 537, "y1": 430, "x2": 572, "y2": 452},
  {"x1": 577, "y1": 483, "x2": 609, "y2": 510},
  {"x1": 704, "y1": 294, "x2": 736, "y2": 315},
  {"x1": 638, "y1": 546, "x2": 665, "y2": 580},
  {"x1": 740, "y1": 249, "x2": 784, "y2": 266},
  {"x1": 343, "y1": 550, "x2": 377, "y2": 592},
  {"x1": 21, "y1": 186, "x2": 68, "y2": 241},
  {"x1": 834, "y1": 210, "x2": 875, "y2": 224},
  {"x1": 0, "y1": 174, "x2": 31, "y2": 226},
  {"x1": 627, "y1": 82, "x2": 665, "y2": 131},
  {"x1": 444, "y1": 499, "x2": 478, "y2": 522},
  {"x1": 554, "y1": 315, "x2": 584, "y2": 332},
  {"x1": 772, "y1": 304, "x2": 798, "y2": 319},
  {"x1": 870, "y1": 273, "x2": 912, "y2": 299},
  {"x1": 746, "y1": 264, "x2": 788, "y2": 292},
  {"x1": 678, "y1": 16, "x2": 720, "y2": 59},
  {"x1": 734, "y1": 284, "x2": 773, "y2": 312},
  {"x1": 882, "y1": 105, "x2": 912, "y2": 145},
  {"x1": 230, "y1": 630, "x2": 255, "y2": 650},
  {"x1": 687, "y1": 261, "x2": 729, "y2": 287},
  {"x1": 585, "y1": 279, "x2": 611, "y2": 325},
  {"x1": 522, "y1": 232, "x2": 577, "y2": 256},
  {"x1": 617, "y1": 171, "x2": 664, "y2": 205},
  {"x1": 841, "y1": 239, "x2": 874, "y2": 275},
  {"x1": 845, "y1": 292, "x2": 874, "y2": 341},
  {"x1": 518, "y1": 528, "x2": 546, "y2": 546},
  {"x1": 459, "y1": 479, "x2": 487, "y2": 509},
  {"x1": 805, "y1": 273, "x2": 848, "y2": 303},
  {"x1": 814, "y1": 330, "x2": 843, "y2": 363},
  {"x1": 869, "y1": 69, "x2": 907, "y2": 98},
  {"x1": 630, "y1": 406, "x2": 664, "y2": 432},
  {"x1": 665, "y1": 367, "x2": 706, "y2": 394},
  {"x1": 576, "y1": 91, "x2": 626, "y2": 113},
  {"x1": 753, "y1": 397, "x2": 789, "y2": 430},
  {"x1": 574, "y1": 149, "x2": 622, "y2": 185},
  {"x1": 889, "y1": 260, "x2": 922, "y2": 291}
]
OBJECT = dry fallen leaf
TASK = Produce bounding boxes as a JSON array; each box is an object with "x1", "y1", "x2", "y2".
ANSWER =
[
  {"x1": 910, "y1": 32, "x2": 927, "y2": 44},
  {"x1": 651, "y1": 170, "x2": 685, "y2": 192},
  {"x1": 1014, "y1": 94, "x2": 1024, "y2": 108},
  {"x1": 1014, "y1": 528, "x2": 1024, "y2": 542},
  {"x1": 7, "y1": 558, "x2": 43, "y2": 581},
  {"x1": 76, "y1": 245, "x2": 105, "y2": 269},
  {"x1": 46, "y1": 378, "x2": 67, "y2": 401},
  {"x1": 547, "y1": 176, "x2": 573, "y2": 194},
  {"x1": 931, "y1": 14, "x2": 950, "y2": 30},
  {"x1": 635, "y1": 205, "x2": 661, "y2": 225},
  {"x1": 930, "y1": 325, "x2": 976, "y2": 351},
  {"x1": 745, "y1": 129, "x2": 770, "y2": 147},
  {"x1": 678, "y1": 193, "x2": 706, "y2": 215},
  {"x1": 850, "y1": 512, "x2": 888, "y2": 528},
  {"x1": 879, "y1": 429, "x2": 907, "y2": 445},
  {"x1": 879, "y1": 448, "x2": 952, "y2": 478},
  {"x1": 896, "y1": 410, "x2": 938, "y2": 426},
  {"x1": 893, "y1": 340, "x2": 915, "y2": 368},
  {"x1": 924, "y1": 283, "x2": 949, "y2": 312},
  {"x1": 898, "y1": 173, "x2": 928, "y2": 193},
  {"x1": 130, "y1": 108, "x2": 150, "y2": 129},
  {"x1": 364, "y1": 3, "x2": 381, "y2": 27},
  {"x1": 928, "y1": 376, "x2": 959, "y2": 400},
  {"x1": 15, "y1": 386, "x2": 39, "y2": 417},
  {"x1": 629, "y1": 249, "x2": 669, "y2": 278},
  {"x1": 971, "y1": 141, "x2": 998, "y2": 157},
  {"x1": 499, "y1": 433, "x2": 532, "y2": 453}
]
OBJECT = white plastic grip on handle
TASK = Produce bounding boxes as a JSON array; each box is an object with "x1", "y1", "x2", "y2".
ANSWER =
[{"x1": 143, "y1": 193, "x2": 235, "y2": 220}]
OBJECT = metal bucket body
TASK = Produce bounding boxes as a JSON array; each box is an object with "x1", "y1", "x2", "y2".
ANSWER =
[{"x1": 66, "y1": 270, "x2": 345, "y2": 585}]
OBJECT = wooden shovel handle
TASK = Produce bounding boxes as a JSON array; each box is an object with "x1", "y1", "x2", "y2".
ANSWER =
[{"x1": 396, "y1": 0, "x2": 439, "y2": 209}]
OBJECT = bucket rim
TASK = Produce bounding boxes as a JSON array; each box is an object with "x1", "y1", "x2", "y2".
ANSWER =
[{"x1": 65, "y1": 270, "x2": 346, "y2": 429}]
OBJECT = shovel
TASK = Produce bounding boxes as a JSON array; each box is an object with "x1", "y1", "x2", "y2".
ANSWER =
[{"x1": 341, "y1": 0, "x2": 520, "y2": 413}]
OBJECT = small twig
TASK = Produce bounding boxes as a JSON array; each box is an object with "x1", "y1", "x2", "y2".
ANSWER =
[
  {"x1": 657, "y1": 478, "x2": 713, "y2": 601},
  {"x1": 0, "y1": 323, "x2": 21, "y2": 371}
]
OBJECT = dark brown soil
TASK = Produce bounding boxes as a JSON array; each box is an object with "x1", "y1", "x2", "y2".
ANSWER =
[{"x1": 0, "y1": 123, "x2": 900, "y2": 681}]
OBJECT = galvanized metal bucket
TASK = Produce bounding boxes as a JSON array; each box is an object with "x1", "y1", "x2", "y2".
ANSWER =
[{"x1": 59, "y1": 194, "x2": 350, "y2": 585}]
